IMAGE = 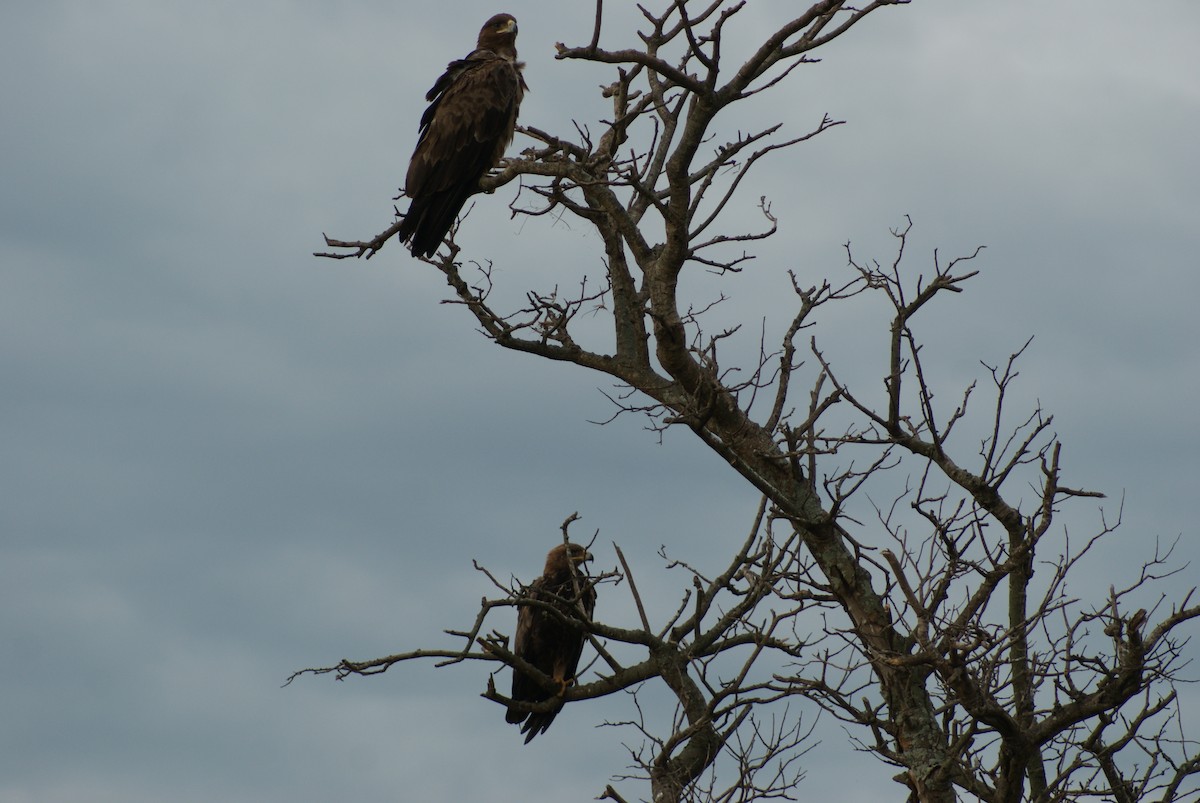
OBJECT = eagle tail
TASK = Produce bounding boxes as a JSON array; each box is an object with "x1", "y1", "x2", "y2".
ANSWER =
[
  {"x1": 397, "y1": 183, "x2": 477, "y2": 258},
  {"x1": 519, "y1": 711, "x2": 558, "y2": 744},
  {"x1": 507, "y1": 675, "x2": 563, "y2": 742}
]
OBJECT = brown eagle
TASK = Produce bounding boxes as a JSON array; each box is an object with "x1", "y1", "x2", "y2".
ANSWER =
[
  {"x1": 506, "y1": 542, "x2": 596, "y2": 743},
  {"x1": 396, "y1": 13, "x2": 526, "y2": 258}
]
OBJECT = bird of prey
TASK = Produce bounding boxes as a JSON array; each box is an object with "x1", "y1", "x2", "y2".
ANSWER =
[
  {"x1": 396, "y1": 13, "x2": 526, "y2": 258},
  {"x1": 506, "y1": 542, "x2": 596, "y2": 743}
]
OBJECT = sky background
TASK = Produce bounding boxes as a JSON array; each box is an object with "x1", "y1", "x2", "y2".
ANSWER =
[{"x1": 2, "y1": 2, "x2": 1198, "y2": 801}]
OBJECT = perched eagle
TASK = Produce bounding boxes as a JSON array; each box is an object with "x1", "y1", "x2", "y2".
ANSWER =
[
  {"x1": 506, "y1": 543, "x2": 596, "y2": 743},
  {"x1": 396, "y1": 13, "x2": 526, "y2": 258}
]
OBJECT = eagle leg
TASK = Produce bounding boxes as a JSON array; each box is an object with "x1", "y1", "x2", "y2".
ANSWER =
[{"x1": 551, "y1": 672, "x2": 574, "y2": 697}]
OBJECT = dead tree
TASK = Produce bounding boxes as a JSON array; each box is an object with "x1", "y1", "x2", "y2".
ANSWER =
[{"x1": 306, "y1": 3, "x2": 1200, "y2": 801}]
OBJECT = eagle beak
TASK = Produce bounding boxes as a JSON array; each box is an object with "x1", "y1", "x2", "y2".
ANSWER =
[
  {"x1": 499, "y1": 18, "x2": 517, "y2": 34},
  {"x1": 575, "y1": 551, "x2": 593, "y2": 564}
]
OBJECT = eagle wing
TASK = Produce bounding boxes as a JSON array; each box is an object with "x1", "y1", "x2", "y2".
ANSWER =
[{"x1": 397, "y1": 51, "x2": 524, "y2": 257}]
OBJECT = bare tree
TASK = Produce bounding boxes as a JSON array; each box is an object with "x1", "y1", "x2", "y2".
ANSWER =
[{"x1": 303, "y1": 3, "x2": 1200, "y2": 801}]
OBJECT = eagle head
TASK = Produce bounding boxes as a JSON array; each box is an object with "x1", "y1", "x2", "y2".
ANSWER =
[
  {"x1": 544, "y1": 542, "x2": 593, "y2": 575},
  {"x1": 478, "y1": 13, "x2": 519, "y2": 53}
]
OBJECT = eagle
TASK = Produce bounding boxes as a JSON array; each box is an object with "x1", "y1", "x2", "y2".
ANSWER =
[
  {"x1": 506, "y1": 542, "x2": 596, "y2": 743},
  {"x1": 396, "y1": 13, "x2": 526, "y2": 258}
]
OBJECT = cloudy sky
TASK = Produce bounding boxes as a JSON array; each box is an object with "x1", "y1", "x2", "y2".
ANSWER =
[{"x1": 3, "y1": 2, "x2": 1198, "y2": 801}]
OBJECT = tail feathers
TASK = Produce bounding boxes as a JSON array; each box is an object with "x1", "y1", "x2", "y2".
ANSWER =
[
  {"x1": 519, "y1": 710, "x2": 559, "y2": 744},
  {"x1": 507, "y1": 676, "x2": 563, "y2": 743},
  {"x1": 397, "y1": 183, "x2": 477, "y2": 258},
  {"x1": 505, "y1": 705, "x2": 560, "y2": 744}
]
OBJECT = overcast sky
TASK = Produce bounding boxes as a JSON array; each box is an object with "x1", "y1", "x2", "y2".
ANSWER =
[{"x1": 3, "y1": 2, "x2": 1198, "y2": 801}]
